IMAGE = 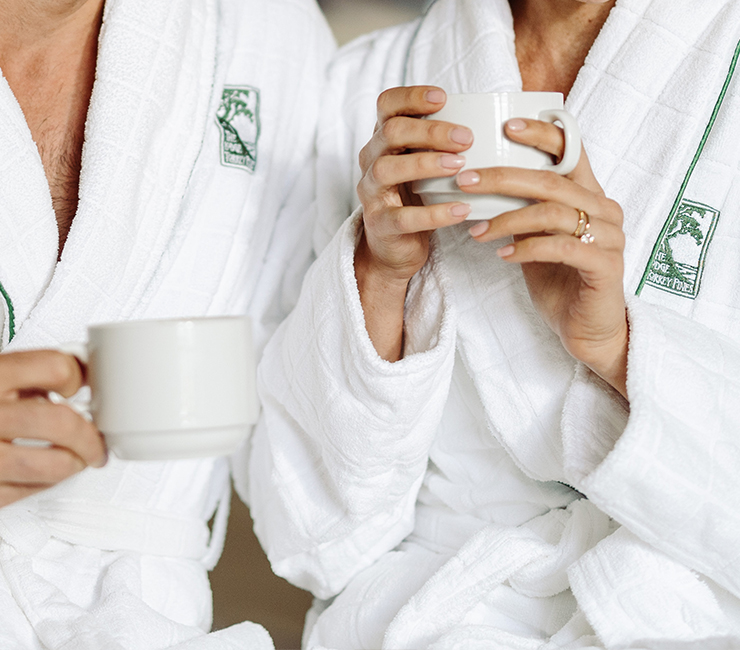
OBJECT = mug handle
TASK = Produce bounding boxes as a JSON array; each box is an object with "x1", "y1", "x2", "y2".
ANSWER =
[{"x1": 537, "y1": 109, "x2": 581, "y2": 176}]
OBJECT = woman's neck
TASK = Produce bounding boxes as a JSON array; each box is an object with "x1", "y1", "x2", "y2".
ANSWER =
[{"x1": 510, "y1": 0, "x2": 616, "y2": 96}]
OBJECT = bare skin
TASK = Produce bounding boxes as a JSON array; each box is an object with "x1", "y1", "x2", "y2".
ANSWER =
[
  {"x1": 0, "y1": 0, "x2": 104, "y2": 254},
  {"x1": 355, "y1": 0, "x2": 629, "y2": 397},
  {"x1": 0, "y1": 0, "x2": 107, "y2": 507}
]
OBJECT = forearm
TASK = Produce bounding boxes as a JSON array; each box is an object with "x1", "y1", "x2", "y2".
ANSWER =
[{"x1": 354, "y1": 234, "x2": 409, "y2": 362}]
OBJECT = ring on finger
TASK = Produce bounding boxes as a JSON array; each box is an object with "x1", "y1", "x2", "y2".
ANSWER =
[{"x1": 572, "y1": 209, "x2": 595, "y2": 244}]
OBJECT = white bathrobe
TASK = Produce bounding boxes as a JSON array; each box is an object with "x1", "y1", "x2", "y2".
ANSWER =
[
  {"x1": 246, "y1": 0, "x2": 740, "y2": 648},
  {"x1": 0, "y1": 0, "x2": 334, "y2": 648}
]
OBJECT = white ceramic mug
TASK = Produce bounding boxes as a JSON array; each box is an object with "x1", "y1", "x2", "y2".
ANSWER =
[
  {"x1": 411, "y1": 92, "x2": 581, "y2": 220},
  {"x1": 65, "y1": 316, "x2": 257, "y2": 461}
]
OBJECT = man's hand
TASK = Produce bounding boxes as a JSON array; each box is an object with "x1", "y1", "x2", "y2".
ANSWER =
[{"x1": 0, "y1": 350, "x2": 106, "y2": 508}]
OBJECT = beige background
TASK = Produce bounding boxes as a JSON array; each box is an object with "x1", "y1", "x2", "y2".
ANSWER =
[{"x1": 209, "y1": 2, "x2": 426, "y2": 649}]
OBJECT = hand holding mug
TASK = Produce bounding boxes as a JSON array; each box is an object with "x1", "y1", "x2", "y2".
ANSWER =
[
  {"x1": 0, "y1": 350, "x2": 106, "y2": 508},
  {"x1": 462, "y1": 117, "x2": 629, "y2": 397},
  {"x1": 355, "y1": 86, "x2": 475, "y2": 361}
]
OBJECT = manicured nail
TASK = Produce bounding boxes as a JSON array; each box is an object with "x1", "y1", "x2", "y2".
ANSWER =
[
  {"x1": 497, "y1": 244, "x2": 515, "y2": 257},
  {"x1": 507, "y1": 119, "x2": 527, "y2": 131},
  {"x1": 450, "y1": 127, "x2": 474, "y2": 145},
  {"x1": 440, "y1": 154, "x2": 465, "y2": 169},
  {"x1": 426, "y1": 89, "x2": 446, "y2": 104},
  {"x1": 451, "y1": 203, "x2": 472, "y2": 219},
  {"x1": 456, "y1": 170, "x2": 480, "y2": 186},
  {"x1": 468, "y1": 221, "x2": 488, "y2": 237}
]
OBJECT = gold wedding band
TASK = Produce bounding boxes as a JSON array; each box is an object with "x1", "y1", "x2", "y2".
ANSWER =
[{"x1": 573, "y1": 209, "x2": 594, "y2": 244}]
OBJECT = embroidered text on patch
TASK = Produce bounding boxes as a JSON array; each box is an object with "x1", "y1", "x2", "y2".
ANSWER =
[
  {"x1": 216, "y1": 86, "x2": 261, "y2": 172},
  {"x1": 643, "y1": 199, "x2": 719, "y2": 299}
]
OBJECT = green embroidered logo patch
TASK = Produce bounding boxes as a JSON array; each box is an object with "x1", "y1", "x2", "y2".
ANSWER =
[
  {"x1": 642, "y1": 199, "x2": 719, "y2": 299},
  {"x1": 216, "y1": 86, "x2": 261, "y2": 172}
]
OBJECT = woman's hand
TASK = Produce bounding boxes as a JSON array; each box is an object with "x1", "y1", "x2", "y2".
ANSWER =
[
  {"x1": 355, "y1": 85, "x2": 474, "y2": 360},
  {"x1": 0, "y1": 350, "x2": 107, "y2": 507},
  {"x1": 461, "y1": 118, "x2": 629, "y2": 397}
]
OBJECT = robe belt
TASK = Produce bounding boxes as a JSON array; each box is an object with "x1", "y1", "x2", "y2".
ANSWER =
[{"x1": 0, "y1": 488, "x2": 230, "y2": 568}]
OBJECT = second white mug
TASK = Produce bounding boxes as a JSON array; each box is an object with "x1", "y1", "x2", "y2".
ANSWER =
[{"x1": 412, "y1": 91, "x2": 581, "y2": 220}]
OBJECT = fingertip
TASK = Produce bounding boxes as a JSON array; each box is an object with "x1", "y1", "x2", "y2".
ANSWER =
[
  {"x1": 425, "y1": 88, "x2": 446, "y2": 104},
  {"x1": 450, "y1": 203, "x2": 472, "y2": 220},
  {"x1": 497, "y1": 244, "x2": 516, "y2": 258},
  {"x1": 90, "y1": 449, "x2": 108, "y2": 469},
  {"x1": 457, "y1": 170, "x2": 480, "y2": 187},
  {"x1": 468, "y1": 221, "x2": 488, "y2": 238},
  {"x1": 506, "y1": 118, "x2": 528, "y2": 132}
]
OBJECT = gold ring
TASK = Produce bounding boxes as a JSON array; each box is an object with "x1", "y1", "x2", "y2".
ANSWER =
[{"x1": 573, "y1": 209, "x2": 594, "y2": 244}]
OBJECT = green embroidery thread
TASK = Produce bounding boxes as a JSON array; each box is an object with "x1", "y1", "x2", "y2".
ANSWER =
[
  {"x1": 216, "y1": 85, "x2": 261, "y2": 172},
  {"x1": 0, "y1": 281, "x2": 15, "y2": 342},
  {"x1": 636, "y1": 38, "x2": 740, "y2": 297},
  {"x1": 641, "y1": 200, "x2": 719, "y2": 298}
]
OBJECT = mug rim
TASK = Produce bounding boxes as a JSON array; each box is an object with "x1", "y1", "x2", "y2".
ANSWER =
[
  {"x1": 443, "y1": 91, "x2": 563, "y2": 99},
  {"x1": 88, "y1": 315, "x2": 249, "y2": 333}
]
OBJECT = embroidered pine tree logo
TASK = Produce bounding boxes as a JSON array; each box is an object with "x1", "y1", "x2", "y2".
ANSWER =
[
  {"x1": 216, "y1": 86, "x2": 260, "y2": 172},
  {"x1": 643, "y1": 199, "x2": 719, "y2": 298}
]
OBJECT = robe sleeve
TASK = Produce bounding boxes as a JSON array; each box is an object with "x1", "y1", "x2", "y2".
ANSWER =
[
  {"x1": 245, "y1": 211, "x2": 457, "y2": 599},
  {"x1": 561, "y1": 295, "x2": 740, "y2": 598}
]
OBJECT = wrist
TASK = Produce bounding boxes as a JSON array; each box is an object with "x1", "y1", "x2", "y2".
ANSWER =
[
  {"x1": 354, "y1": 236, "x2": 410, "y2": 362},
  {"x1": 584, "y1": 323, "x2": 629, "y2": 399}
]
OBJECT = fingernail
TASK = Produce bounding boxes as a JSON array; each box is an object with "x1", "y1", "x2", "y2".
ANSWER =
[
  {"x1": 468, "y1": 221, "x2": 488, "y2": 237},
  {"x1": 507, "y1": 119, "x2": 527, "y2": 131},
  {"x1": 450, "y1": 127, "x2": 473, "y2": 145},
  {"x1": 426, "y1": 89, "x2": 446, "y2": 104},
  {"x1": 440, "y1": 154, "x2": 465, "y2": 169},
  {"x1": 456, "y1": 170, "x2": 480, "y2": 186},
  {"x1": 451, "y1": 203, "x2": 472, "y2": 219},
  {"x1": 497, "y1": 244, "x2": 515, "y2": 257}
]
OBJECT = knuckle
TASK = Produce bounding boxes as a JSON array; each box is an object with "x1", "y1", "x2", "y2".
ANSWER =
[
  {"x1": 380, "y1": 118, "x2": 402, "y2": 146},
  {"x1": 358, "y1": 144, "x2": 372, "y2": 172},
  {"x1": 391, "y1": 209, "x2": 408, "y2": 234},
  {"x1": 45, "y1": 352, "x2": 77, "y2": 389},
  {"x1": 376, "y1": 89, "x2": 393, "y2": 115},
  {"x1": 370, "y1": 158, "x2": 391, "y2": 186},
  {"x1": 427, "y1": 121, "x2": 447, "y2": 143}
]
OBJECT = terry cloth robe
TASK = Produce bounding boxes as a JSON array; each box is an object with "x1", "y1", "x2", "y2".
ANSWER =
[
  {"x1": 0, "y1": 0, "x2": 334, "y2": 648},
  {"x1": 245, "y1": 0, "x2": 740, "y2": 648}
]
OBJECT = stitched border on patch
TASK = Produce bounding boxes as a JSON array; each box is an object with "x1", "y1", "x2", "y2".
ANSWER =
[{"x1": 636, "y1": 39, "x2": 740, "y2": 297}]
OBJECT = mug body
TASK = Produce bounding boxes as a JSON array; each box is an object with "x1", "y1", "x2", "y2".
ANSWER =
[
  {"x1": 88, "y1": 316, "x2": 256, "y2": 460},
  {"x1": 412, "y1": 92, "x2": 570, "y2": 220}
]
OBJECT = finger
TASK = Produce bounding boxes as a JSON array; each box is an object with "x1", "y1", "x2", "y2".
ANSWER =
[
  {"x1": 365, "y1": 202, "x2": 472, "y2": 239},
  {"x1": 470, "y1": 201, "x2": 624, "y2": 248},
  {"x1": 360, "y1": 151, "x2": 467, "y2": 194},
  {"x1": 0, "y1": 350, "x2": 85, "y2": 398},
  {"x1": 0, "y1": 441, "x2": 86, "y2": 484},
  {"x1": 360, "y1": 116, "x2": 473, "y2": 173},
  {"x1": 0, "y1": 400, "x2": 105, "y2": 467},
  {"x1": 456, "y1": 167, "x2": 616, "y2": 223},
  {"x1": 376, "y1": 85, "x2": 447, "y2": 124},
  {"x1": 495, "y1": 233, "x2": 623, "y2": 279},
  {"x1": 503, "y1": 119, "x2": 602, "y2": 192}
]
